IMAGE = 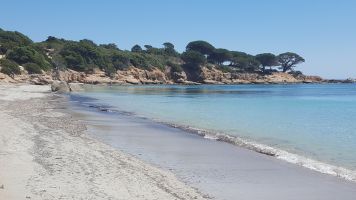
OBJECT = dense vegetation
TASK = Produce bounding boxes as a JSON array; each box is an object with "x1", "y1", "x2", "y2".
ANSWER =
[{"x1": 0, "y1": 28, "x2": 305, "y2": 77}]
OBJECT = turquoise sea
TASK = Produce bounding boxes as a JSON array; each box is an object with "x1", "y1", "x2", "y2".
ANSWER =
[{"x1": 73, "y1": 84, "x2": 356, "y2": 179}]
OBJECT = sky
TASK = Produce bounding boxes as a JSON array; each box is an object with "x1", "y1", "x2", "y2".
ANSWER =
[{"x1": 1, "y1": 0, "x2": 355, "y2": 79}]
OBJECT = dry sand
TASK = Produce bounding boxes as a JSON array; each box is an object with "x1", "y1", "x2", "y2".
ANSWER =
[{"x1": 0, "y1": 84, "x2": 208, "y2": 200}]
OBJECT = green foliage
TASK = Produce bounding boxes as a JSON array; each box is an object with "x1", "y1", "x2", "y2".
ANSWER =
[
  {"x1": 219, "y1": 65, "x2": 233, "y2": 73},
  {"x1": 163, "y1": 42, "x2": 174, "y2": 49},
  {"x1": 51, "y1": 54, "x2": 67, "y2": 70},
  {"x1": 208, "y1": 48, "x2": 232, "y2": 65},
  {"x1": 144, "y1": 45, "x2": 153, "y2": 50},
  {"x1": 131, "y1": 44, "x2": 143, "y2": 52},
  {"x1": 59, "y1": 39, "x2": 105, "y2": 71},
  {"x1": 0, "y1": 59, "x2": 21, "y2": 77},
  {"x1": 99, "y1": 43, "x2": 119, "y2": 50},
  {"x1": 166, "y1": 61, "x2": 182, "y2": 72},
  {"x1": 110, "y1": 51, "x2": 130, "y2": 70},
  {"x1": 0, "y1": 29, "x2": 32, "y2": 54},
  {"x1": 145, "y1": 46, "x2": 165, "y2": 55},
  {"x1": 277, "y1": 52, "x2": 305, "y2": 72},
  {"x1": 6, "y1": 46, "x2": 51, "y2": 71},
  {"x1": 186, "y1": 41, "x2": 215, "y2": 56},
  {"x1": 230, "y1": 51, "x2": 260, "y2": 72},
  {"x1": 289, "y1": 70, "x2": 303, "y2": 77},
  {"x1": 255, "y1": 53, "x2": 277, "y2": 72},
  {"x1": 129, "y1": 53, "x2": 150, "y2": 69},
  {"x1": 104, "y1": 65, "x2": 117, "y2": 78},
  {"x1": 0, "y1": 28, "x2": 307, "y2": 78},
  {"x1": 24, "y1": 63, "x2": 42, "y2": 74},
  {"x1": 128, "y1": 53, "x2": 164, "y2": 70},
  {"x1": 181, "y1": 50, "x2": 206, "y2": 66},
  {"x1": 163, "y1": 42, "x2": 178, "y2": 56}
]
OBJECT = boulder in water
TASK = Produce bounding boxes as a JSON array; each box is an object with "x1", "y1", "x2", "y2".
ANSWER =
[{"x1": 51, "y1": 81, "x2": 70, "y2": 93}]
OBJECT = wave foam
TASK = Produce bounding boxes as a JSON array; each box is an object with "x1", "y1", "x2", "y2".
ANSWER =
[
  {"x1": 72, "y1": 94, "x2": 356, "y2": 182},
  {"x1": 161, "y1": 123, "x2": 356, "y2": 182}
]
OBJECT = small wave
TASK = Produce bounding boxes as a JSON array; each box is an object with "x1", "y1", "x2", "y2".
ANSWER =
[
  {"x1": 154, "y1": 122, "x2": 356, "y2": 182},
  {"x1": 71, "y1": 94, "x2": 356, "y2": 182},
  {"x1": 203, "y1": 134, "x2": 219, "y2": 140}
]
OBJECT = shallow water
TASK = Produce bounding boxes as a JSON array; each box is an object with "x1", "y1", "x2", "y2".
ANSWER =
[
  {"x1": 74, "y1": 84, "x2": 356, "y2": 171},
  {"x1": 68, "y1": 96, "x2": 356, "y2": 200}
]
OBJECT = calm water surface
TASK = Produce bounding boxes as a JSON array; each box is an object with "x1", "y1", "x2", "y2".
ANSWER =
[{"x1": 75, "y1": 84, "x2": 356, "y2": 170}]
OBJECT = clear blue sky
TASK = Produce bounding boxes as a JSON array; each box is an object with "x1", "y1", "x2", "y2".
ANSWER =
[{"x1": 1, "y1": 0, "x2": 355, "y2": 78}]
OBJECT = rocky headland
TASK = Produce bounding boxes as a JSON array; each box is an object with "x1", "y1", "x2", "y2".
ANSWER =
[{"x1": 0, "y1": 66, "x2": 336, "y2": 87}]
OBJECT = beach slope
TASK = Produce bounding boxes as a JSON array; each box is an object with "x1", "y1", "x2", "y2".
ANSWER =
[{"x1": 0, "y1": 84, "x2": 207, "y2": 200}]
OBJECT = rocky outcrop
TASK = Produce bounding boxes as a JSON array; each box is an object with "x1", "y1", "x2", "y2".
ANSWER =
[
  {"x1": 51, "y1": 81, "x2": 70, "y2": 93},
  {"x1": 265, "y1": 72, "x2": 301, "y2": 83},
  {"x1": 0, "y1": 72, "x2": 16, "y2": 83},
  {"x1": 56, "y1": 69, "x2": 86, "y2": 83},
  {"x1": 0, "y1": 65, "x2": 334, "y2": 86},
  {"x1": 68, "y1": 83, "x2": 85, "y2": 92},
  {"x1": 116, "y1": 67, "x2": 167, "y2": 84},
  {"x1": 291, "y1": 74, "x2": 323, "y2": 83},
  {"x1": 29, "y1": 74, "x2": 53, "y2": 85}
]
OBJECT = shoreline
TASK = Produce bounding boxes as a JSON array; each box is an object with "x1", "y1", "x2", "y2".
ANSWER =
[
  {"x1": 2, "y1": 83, "x2": 356, "y2": 200},
  {"x1": 68, "y1": 96, "x2": 356, "y2": 200},
  {"x1": 70, "y1": 91, "x2": 356, "y2": 183},
  {"x1": 0, "y1": 84, "x2": 209, "y2": 199}
]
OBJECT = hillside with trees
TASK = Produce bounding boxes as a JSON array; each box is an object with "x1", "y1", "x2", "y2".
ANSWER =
[{"x1": 0, "y1": 28, "x2": 319, "y2": 84}]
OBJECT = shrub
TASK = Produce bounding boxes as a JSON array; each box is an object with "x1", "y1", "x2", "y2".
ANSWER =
[
  {"x1": 166, "y1": 61, "x2": 182, "y2": 72},
  {"x1": 110, "y1": 51, "x2": 130, "y2": 70},
  {"x1": 181, "y1": 50, "x2": 206, "y2": 65},
  {"x1": 104, "y1": 65, "x2": 117, "y2": 78},
  {"x1": 24, "y1": 63, "x2": 42, "y2": 74},
  {"x1": 7, "y1": 46, "x2": 51, "y2": 70},
  {"x1": 289, "y1": 70, "x2": 303, "y2": 77},
  {"x1": 219, "y1": 65, "x2": 233, "y2": 73},
  {"x1": 0, "y1": 29, "x2": 32, "y2": 53},
  {"x1": 0, "y1": 59, "x2": 21, "y2": 77},
  {"x1": 130, "y1": 53, "x2": 150, "y2": 69}
]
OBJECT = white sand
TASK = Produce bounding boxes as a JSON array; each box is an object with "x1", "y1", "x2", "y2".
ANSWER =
[{"x1": 0, "y1": 84, "x2": 208, "y2": 200}]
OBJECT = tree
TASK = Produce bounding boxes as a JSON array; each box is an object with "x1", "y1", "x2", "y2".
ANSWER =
[
  {"x1": 208, "y1": 48, "x2": 232, "y2": 65},
  {"x1": 144, "y1": 45, "x2": 153, "y2": 50},
  {"x1": 186, "y1": 40, "x2": 215, "y2": 56},
  {"x1": 230, "y1": 51, "x2": 260, "y2": 72},
  {"x1": 163, "y1": 42, "x2": 177, "y2": 56},
  {"x1": 46, "y1": 36, "x2": 59, "y2": 42},
  {"x1": 99, "y1": 43, "x2": 119, "y2": 50},
  {"x1": 7, "y1": 46, "x2": 51, "y2": 70},
  {"x1": 0, "y1": 29, "x2": 33, "y2": 53},
  {"x1": 181, "y1": 50, "x2": 206, "y2": 66},
  {"x1": 255, "y1": 53, "x2": 277, "y2": 72},
  {"x1": 163, "y1": 42, "x2": 174, "y2": 50},
  {"x1": 131, "y1": 44, "x2": 142, "y2": 52},
  {"x1": 277, "y1": 52, "x2": 305, "y2": 72},
  {"x1": 110, "y1": 51, "x2": 130, "y2": 70}
]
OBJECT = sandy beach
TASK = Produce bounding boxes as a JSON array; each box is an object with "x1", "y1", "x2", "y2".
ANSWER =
[
  {"x1": 1, "y1": 83, "x2": 356, "y2": 200},
  {"x1": 0, "y1": 84, "x2": 208, "y2": 200}
]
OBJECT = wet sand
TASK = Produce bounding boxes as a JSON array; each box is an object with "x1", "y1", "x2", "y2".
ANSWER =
[{"x1": 70, "y1": 101, "x2": 356, "y2": 200}]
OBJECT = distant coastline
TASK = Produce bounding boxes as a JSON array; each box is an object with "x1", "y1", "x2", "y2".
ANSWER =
[{"x1": 1, "y1": 28, "x2": 355, "y2": 86}]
